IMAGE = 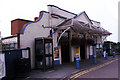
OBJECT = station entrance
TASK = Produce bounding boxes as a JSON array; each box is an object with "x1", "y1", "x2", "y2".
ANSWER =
[
  {"x1": 60, "y1": 32, "x2": 70, "y2": 64},
  {"x1": 80, "y1": 44, "x2": 86, "y2": 60}
]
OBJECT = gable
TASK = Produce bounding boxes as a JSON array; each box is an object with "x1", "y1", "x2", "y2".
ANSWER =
[
  {"x1": 48, "y1": 5, "x2": 77, "y2": 19},
  {"x1": 75, "y1": 12, "x2": 92, "y2": 24}
]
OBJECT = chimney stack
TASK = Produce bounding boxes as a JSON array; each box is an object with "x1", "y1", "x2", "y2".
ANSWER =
[{"x1": 34, "y1": 17, "x2": 39, "y2": 21}]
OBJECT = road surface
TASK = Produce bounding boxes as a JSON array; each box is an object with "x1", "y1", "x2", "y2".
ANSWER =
[{"x1": 63, "y1": 58, "x2": 119, "y2": 80}]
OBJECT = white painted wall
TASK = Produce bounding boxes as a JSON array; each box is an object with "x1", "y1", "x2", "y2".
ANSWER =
[
  {"x1": 53, "y1": 32, "x2": 58, "y2": 48},
  {"x1": 20, "y1": 12, "x2": 51, "y2": 69},
  {"x1": 20, "y1": 11, "x2": 66, "y2": 68},
  {"x1": 48, "y1": 6, "x2": 76, "y2": 19},
  {"x1": 58, "y1": 45, "x2": 61, "y2": 64}
]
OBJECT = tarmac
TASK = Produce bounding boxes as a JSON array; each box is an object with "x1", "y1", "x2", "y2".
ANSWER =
[{"x1": 15, "y1": 55, "x2": 119, "y2": 80}]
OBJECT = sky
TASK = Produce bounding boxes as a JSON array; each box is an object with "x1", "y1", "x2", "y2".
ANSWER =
[{"x1": 0, "y1": 0, "x2": 119, "y2": 42}]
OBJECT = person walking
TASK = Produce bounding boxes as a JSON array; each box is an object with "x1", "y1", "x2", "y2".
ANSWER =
[{"x1": 103, "y1": 50, "x2": 106, "y2": 58}]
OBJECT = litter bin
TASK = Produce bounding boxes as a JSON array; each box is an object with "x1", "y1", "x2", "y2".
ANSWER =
[{"x1": 15, "y1": 58, "x2": 30, "y2": 78}]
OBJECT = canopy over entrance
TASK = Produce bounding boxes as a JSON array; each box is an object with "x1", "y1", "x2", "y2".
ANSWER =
[{"x1": 54, "y1": 19, "x2": 111, "y2": 35}]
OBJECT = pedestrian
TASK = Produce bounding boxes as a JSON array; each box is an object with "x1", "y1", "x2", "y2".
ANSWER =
[
  {"x1": 106, "y1": 49, "x2": 108, "y2": 60},
  {"x1": 103, "y1": 50, "x2": 106, "y2": 58},
  {"x1": 113, "y1": 50, "x2": 115, "y2": 57}
]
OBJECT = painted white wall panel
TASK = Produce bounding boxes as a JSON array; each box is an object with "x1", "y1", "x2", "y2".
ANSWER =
[{"x1": 20, "y1": 12, "x2": 51, "y2": 69}]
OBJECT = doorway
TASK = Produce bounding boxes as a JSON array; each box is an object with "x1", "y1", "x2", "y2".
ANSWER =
[
  {"x1": 60, "y1": 32, "x2": 70, "y2": 64},
  {"x1": 80, "y1": 45, "x2": 85, "y2": 60}
]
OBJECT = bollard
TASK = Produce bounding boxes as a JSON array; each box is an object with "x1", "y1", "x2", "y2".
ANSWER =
[
  {"x1": 89, "y1": 55, "x2": 93, "y2": 59},
  {"x1": 106, "y1": 53, "x2": 108, "y2": 60},
  {"x1": 94, "y1": 55, "x2": 96, "y2": 64},
  {"x1": 76, "y1": 57, "x2": 80, "y2": 69},
  {"x1": 113, "y1": 51, "x2": 115, "y2": 57}
]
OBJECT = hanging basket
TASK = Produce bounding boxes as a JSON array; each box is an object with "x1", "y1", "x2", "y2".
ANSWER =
[
  {"x1": 86, "y1": 38, "x2": 95, "y2": 45},
  {"x1": 71, "y1": 37, "x2": 81, "y2": 46},
  {"x1": 71, "y1": 37, "x2": 86, "y2": 46}
]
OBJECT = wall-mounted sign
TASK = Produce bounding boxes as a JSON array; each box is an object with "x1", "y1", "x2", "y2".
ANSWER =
[
  {"x1": 22, "y1": 50, "x2": 29, "y2": 58},
  {"x1": 54, "y1": 47, "x2": 59, "y2": 58},
  {"x1": 75, "y1": 47, "x2": 79, "y2": 53},
  {"x1": 75, "y1": 47, "x2": 79, "y2": 57}
]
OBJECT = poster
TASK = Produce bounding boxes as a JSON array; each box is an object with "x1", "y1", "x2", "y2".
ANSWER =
[
  {"x1": 75, "y1": 47, "x2": 79, "y2": 57},
  {"x1": 22, "y1": 50, "x2": 29, "y2": 58},
  {"x1": 54, "y1": 47, "x2": 59, "y2": 58}
]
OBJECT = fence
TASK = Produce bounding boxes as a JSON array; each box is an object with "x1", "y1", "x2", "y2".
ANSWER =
[{"x1": 2, "y1": 47, "x2": 31, "y2": 79}]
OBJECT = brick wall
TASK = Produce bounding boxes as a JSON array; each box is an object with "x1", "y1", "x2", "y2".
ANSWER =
[{"x1": 11, "y1": 19, "x2": 31, "y2": 35}]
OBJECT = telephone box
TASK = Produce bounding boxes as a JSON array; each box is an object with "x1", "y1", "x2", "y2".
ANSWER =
[{"x1": 35, "y1": 37, "x2": 54, "y2": 71}]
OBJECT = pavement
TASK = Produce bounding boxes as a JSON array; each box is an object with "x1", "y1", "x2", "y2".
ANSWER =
[{"x1": 15, "y1": 55, "x2": 119, "y2": 80}]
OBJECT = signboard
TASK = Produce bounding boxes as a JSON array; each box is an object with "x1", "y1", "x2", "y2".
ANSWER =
[
  {"x1": 22, "y1": 50, "x2": 29, "y2": 58},
  {"x1": 54, "y1": 47, "x2": 59, "y2": 58},
  {"x1": 0, "y1": 53, "x2": 5, "y2": 79},
  {"x1": 75, "y1": 54, "x2": 79, "y2": 57},
  {"x1": 75, "y1": 48, "x2": 79, "y2": 53},
  {"x1": 75, "y1": 47, "x2": 79, "y2": 57}
]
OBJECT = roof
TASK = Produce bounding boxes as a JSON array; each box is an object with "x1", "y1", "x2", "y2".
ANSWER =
[
  {"x1": 104, "y1": 41, "x2": 116, "y2": 44},
  {"x1": 2, "y1": 35, "x2": 17, "y2": 44},
  {"x1": 51, "y1": 14, "x2": 67, "y2": 19},
  {"x1": 55, "y1": 19, "x2": 111, "y2": 35},
  {"x1": 2, "y1": 35, "x2": 17, "y2": 40},
  {"x1": 11, "y1": 18, "x2": 32, "y2": 22},
  {"x1": 19, "y1": 5, "x2": 111, "y2": 36},
  {"x1": 74, "y1": 11, "x2": 93, "y2": 24},
  {"x1": 91, "y1": 20, "x2": 100, "y2": 23}
]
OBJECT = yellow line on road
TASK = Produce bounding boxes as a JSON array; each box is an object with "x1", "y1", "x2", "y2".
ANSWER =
[{"x1": 69, "y1": 58, "x2": 119, "y2": 80}]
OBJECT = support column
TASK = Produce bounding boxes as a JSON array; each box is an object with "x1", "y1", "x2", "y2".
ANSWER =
[
  {"x1": 87, "y1": 45, "x2": 90, "y2": 59},
  {"x1": 90, "y1": 46, "x2": 93, "y2": 59}
]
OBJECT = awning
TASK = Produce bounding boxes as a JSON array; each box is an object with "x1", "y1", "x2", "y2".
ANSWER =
[{"x1": 54, "y1": 19, "x2": 111, "y2": 35}]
